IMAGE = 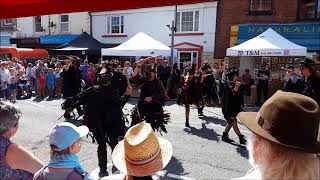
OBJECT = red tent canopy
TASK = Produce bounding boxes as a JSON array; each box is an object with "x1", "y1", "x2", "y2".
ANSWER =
[{"x1": 0, "y1": 0, "x2": 211, "y2": 19}]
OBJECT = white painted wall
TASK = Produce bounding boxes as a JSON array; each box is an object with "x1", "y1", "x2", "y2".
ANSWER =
[
  {"x1": 92, "y1": 2, "x2": 217, "y2": 53},
  {"x1": 15, "y1": 12, "x2": 90, "y2": 37}
]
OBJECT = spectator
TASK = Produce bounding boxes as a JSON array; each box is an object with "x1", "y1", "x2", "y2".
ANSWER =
[
  {"x1": 242, "y1": 69, "x2": 254, "y2": 96},
  {"x1": 34, "y1": 122, "x2": 89, "y2": 179},
  {"x1": 123, "y1": 61, "x2": 133, "y2": 77},
  {"x1": 35, "y1": 62, "x2": 47, "y2": 98},
  {"x1": 31, "y1": 61, "x2": 39, "y2": 94},
  {"x1": 284, "y1": 66, "x2": 303, "y2": 93},
  {"x1": 8, "y1": 68, "x2": 18, "y2": 103},
  {"x1": 54, "y1": 62, "x2": 63, "y2": 97},
  {"x1": 236, "y1": 91, "x2": 320, "y2": 180},
  {"x1": 46, "y1": 68, "x2": 56, "y2": 97},
  {"x1": 86, "y1": 63, "x2": 96, "y2": 87},
  {"x1": 25, "y1": 63, "x2": 35, "y2": 92},
  {"x1": 48, "y1": 58, "x2": 57, "y2": 69},
  {"x1": 101, "y1": 122, "x2": 172, "y2": 179},
  {"x1": 255, "y1": 64, "x2": 270, "y2": 107},
  {"x1": 0, "y1": 61, "x2": 11, "y2": 100},
  {"x1": 0, "y1": 101, "x2": 43, "y2": 179},
  {"x1": 80, "y1": 59, "x2": 90, "y2": 83},
  {"x1": 167, "y1": 63, "x2": 181, "y2": 99}
]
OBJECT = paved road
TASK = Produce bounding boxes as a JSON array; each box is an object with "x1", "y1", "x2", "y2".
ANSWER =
[{"x1": 11, "y1": 97, "x2": 254, "y2": 179}]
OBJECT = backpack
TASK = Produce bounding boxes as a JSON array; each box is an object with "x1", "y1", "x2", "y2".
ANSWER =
[{"x1": 34, "y1": 166, "x2": 88, "y2": 180}]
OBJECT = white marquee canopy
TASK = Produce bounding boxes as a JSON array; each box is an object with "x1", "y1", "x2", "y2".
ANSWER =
[
  {"x1": 226, "y1": 28, "x2": 307, "y2": 57},
  {"x1": 101, "y1": 32, "x2": 173, "y2": 57}
]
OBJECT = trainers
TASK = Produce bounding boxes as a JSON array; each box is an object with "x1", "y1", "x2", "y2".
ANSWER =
[
  {"x1": 222, "y1": 132, "x2": 234, "y2": 143},
  {"x1": 239, "y1": 135, "x2": 247, "y2": 145}
]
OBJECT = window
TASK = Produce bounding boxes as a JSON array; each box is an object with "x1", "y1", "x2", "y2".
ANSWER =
[
  {"x1": 249, "y1": 0, "x2": 272, "y2": 15},
  {"x1": 176, "y1": 10, "x2": 200, "y2": 32},
  {"x1": 106, "y1": 16, "x2": 124, "y2": 34},
  {"x1": 298, "y1": 0, "x2": 320, "y2": 20},
  {"x1": 60, "y1": 15, "x2": 69, "y2": 33},
  {"x1": 34, "y1": 16, "x2": 42, "y2": 32},
  {"x1": 4, "y1": 19, "x2": 13, "y2": 25}
]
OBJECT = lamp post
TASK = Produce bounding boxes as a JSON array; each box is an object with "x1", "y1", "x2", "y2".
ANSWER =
[{"x1": 169, "y1": 5, "x2": 177, "y2": 66}]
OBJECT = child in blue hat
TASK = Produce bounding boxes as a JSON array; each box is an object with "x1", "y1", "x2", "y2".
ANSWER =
[{"x1": 34, "y1": 122, "x2": 89, "y2": 180}]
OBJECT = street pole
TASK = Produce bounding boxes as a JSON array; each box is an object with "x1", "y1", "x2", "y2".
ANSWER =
[{"x1": 170, "y1": 5, "x2": 177, "y2": 66}]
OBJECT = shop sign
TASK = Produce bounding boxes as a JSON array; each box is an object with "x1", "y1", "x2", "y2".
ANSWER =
[
  {"x1": 10, "y1": 37, "x2": 40, "y2": 44},
  {"x1": 237, "y1": 50, "x2": 289, "y2": 56},
  {"x1": 238, "y1": 23, "x2": 320, "y2": 39}
]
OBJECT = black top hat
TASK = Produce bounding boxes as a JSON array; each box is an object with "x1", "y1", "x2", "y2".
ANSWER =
[{"x1": 300, "y1": 58, "x2": 315, "y2": 69}]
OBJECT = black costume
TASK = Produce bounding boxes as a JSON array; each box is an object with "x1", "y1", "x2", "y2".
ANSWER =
[
  {"x1": 62, "y1": 66, "x2": 83, "y2": 118},
  {"x1": 222, "y1": 81, "x2": 244, "y2": 123},
  {"x1": 63, "y1": 70, "x2": 128, "y2": 175},
  {"x1": 300, "y1": 70, "x2": 320, "y2": 105},
  {"x1": 131, "y1": 67, "x2": 169, "y2": 134}
]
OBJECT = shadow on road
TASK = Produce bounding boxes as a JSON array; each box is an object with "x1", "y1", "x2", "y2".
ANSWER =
[
  {"x1": 184, "y1": 123, "x2": 220, "y2": 142},
  {"x1": 162, "y1": 156, "x2": 188, "y2": 178},
  {"x1": 236, "y1": 146, "x2": 249, "y2": 159},
  {"x1": 200, "y1": 115, "x2": 227, "y2": 127}
]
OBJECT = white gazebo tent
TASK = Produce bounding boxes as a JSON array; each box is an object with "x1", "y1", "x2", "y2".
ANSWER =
[
  {"x1": 101, "y1": 32, "x2": 174, "y2": 57},
  {"x1": 226, "y1": 28, "x2": 307, "y2": 57}
]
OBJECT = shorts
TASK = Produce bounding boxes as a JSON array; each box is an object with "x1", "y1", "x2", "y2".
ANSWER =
[
  {"x1": 9, "y1": 84, "x2": 18, "y2": 90},
  {"x1": 47, "y1": 84, "x2": 54, "y2": 91}
]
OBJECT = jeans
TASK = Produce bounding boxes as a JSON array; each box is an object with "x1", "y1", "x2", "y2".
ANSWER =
[{"x1": 256, "y1": 83, "x2": 268, "y2": 105}]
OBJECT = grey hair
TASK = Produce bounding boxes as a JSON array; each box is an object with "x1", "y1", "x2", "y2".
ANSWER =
[{"x1": 0, "y1": 101, "x2": 22, "y2": 135}]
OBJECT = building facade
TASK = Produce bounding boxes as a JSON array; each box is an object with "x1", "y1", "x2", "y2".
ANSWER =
[
  {"x1": 9, "y1": 12, "x2": 90, "y2": 49},
  {"x1": 92, "y1": 1, "x2": 217, "y2": 68},
  {"x1": 0, "y1": 18, "x2": 17, "y2": 46},
  {"x1": 215, "y1": 0, "x2": 320, "y2": 61}
]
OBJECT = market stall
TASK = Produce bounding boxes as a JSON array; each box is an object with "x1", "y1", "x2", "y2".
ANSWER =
[
  {"x1": 101, "y1": 32, "x2": 174, "y2": 57},
  {"x1": 226, "y1": 28, "x2": 307, "y2": 104},
  {"x1": 50, "y1": 32, "x2": 104, "y2": 63}
]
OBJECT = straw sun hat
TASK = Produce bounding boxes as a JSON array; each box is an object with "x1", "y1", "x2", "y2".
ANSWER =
[{"x1": 112, "y1": 122, "x2": 173, "y2": 177}]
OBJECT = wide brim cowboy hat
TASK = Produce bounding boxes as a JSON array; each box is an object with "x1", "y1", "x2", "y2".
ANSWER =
[
  {"x1": 237, "y1": 90, "x2": 320, "y2": 153},
  {"x1": 112, "y1": 122, "x2": 173, "y2": 177}
]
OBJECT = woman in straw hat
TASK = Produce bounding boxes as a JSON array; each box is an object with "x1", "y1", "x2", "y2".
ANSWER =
[
  {"x1": 235, "y1": 91, "x2": 320, "y2": 179},
  {"x1": 100, "y1": 122, "x2": 172, "y2": 180}
]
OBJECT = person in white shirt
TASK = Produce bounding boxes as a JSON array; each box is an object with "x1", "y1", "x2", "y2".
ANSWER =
[
  {"x1": 123, "y1": 61, "x2": 133, "y2": 77},
  {"x1": 0, "y1": 62, "x2": 11, "y2": 100}
]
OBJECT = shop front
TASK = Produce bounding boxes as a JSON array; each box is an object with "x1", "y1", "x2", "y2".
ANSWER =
[
  {"x1": 174, "y1": 42, "x2": 203, "y2": 70},
  {"x1": 10, "y1": 37, "x2": 40, "y2": 48},
  {"x1": 227, "y1": 28, "x2": 309, "y2": 105}
]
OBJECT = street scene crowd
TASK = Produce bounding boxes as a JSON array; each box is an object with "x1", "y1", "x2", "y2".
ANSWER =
[{"x1": 0, "y1": 54, "x2": 320, "y2": 179}]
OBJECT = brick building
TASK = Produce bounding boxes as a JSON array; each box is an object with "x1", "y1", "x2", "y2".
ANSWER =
[{"x1": 214, "y1": 0, "x2": 320, "y2": 61}]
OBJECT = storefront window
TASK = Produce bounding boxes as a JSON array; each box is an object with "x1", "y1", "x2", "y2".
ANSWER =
[
  {"x1": 249, "y1": 0, "x2": 272, "y2": 15},
  {"x1": 298, "y1": 0, "x2": 320, "y2": 20}
]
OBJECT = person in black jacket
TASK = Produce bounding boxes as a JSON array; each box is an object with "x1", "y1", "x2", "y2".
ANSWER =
[
  {"x1": 62, "y1": 57, "x2": 83, "y2": 119},
  {"x1": 64, "y1": 61, "x2": 132, "y2": 177},
  {"x1": 284, "y1": 66, "x2": 304, "y2": 93},
  {"x1": 221, "y1": 67, "x2": 246, "y2": 144},
  {"x1": 299, "y1": 58, "x2": 320, "y2": 105},
  {"x1": 131, "y1": 57, "x2": 169, "y2": 134}
]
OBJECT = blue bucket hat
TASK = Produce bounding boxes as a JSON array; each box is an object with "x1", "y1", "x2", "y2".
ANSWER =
[{"x1": 49, "y1": 122, "x2": 89, "y2": 150}]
